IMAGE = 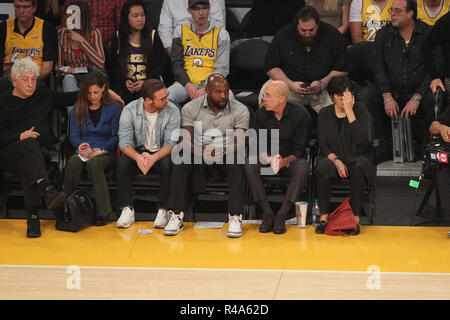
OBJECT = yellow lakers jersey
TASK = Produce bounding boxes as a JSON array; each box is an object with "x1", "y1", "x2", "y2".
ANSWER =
[
  {"x1": 4, "y1": 17, "x2": 44, "y2": 72},
  {"x1": 418, "y1": 0, "x2": 450, "y2": 25},
  {"x1": 181, "y1": 23, "x2": 220, "y2": 86},
  {"x1": 361, "y1": 0, "x2": 394, "y2": 41}
]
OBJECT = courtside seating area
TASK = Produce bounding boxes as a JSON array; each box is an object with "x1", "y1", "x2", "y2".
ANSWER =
[{"x1": 0, "y1": 0, "x2": 383, "y2": 224}]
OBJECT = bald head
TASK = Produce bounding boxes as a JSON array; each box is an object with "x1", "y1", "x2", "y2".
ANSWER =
[
  {"x1": 267, "y1": 81, "x2": 289, "y2": 98},
  {"x1": 262, "y1": 80, "x2": 289, "y2": 113},
  {"x1": 206, "y1": 73, "x2": 229, "y2": 109},
  {"x1": 206, "y1": 73, "x2": 228, "y2": 90}
]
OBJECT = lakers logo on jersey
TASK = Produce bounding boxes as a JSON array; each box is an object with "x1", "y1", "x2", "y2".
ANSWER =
[
  {"x1": 4, "y1": 17, "x2": 45, "y2": 72},
  {"x1": 193, "y1": 58, "x2": 203, "y2": 67},
  {"x1": 181, "y1": 23, "x2": 220, "y2": 86},
  {"x1": 184, "y1": 45, "x2": 216, "y2": 58}
]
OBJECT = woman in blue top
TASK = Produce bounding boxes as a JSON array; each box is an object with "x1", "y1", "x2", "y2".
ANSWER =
[{"x1": 63, "y1": 71, "x2": 122, "y2": 226}]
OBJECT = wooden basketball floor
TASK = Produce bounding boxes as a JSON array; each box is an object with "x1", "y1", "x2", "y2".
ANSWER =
[{"x1": 0, "y1": 219, "x2": 449, "y2": 300}]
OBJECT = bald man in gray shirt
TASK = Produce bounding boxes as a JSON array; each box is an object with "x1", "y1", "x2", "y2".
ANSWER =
[{"x1": 163, "y1": 74, "x2": 250, "y2": 238}]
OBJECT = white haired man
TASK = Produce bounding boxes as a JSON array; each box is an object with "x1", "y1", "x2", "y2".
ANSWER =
[{"x1": 0, "y1": 58, "x2": 123, "y2": 238}]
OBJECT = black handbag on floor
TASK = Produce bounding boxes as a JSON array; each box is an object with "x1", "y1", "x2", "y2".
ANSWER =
[{"x1": 55, "y1": 189, "x2": 96, "y2": 232}]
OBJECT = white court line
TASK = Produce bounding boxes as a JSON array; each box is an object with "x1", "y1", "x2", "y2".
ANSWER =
[{"x1": 1, "y1": 264, "x2": 449, "y2": 276}]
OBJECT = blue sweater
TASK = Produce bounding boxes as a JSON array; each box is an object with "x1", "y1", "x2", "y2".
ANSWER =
[{"x1": 70, "y1": 103, "x2": 122, "y2": 153}]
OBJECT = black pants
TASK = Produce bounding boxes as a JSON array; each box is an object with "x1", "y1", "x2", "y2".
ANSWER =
[
  {"x1": 167, "y1": 162, "x2": 245, "y2": 214},
  {"x1": 436, "y1": 166, "x2": 450, "y2": 217},
  {"x1": 245, "y1": 158, "x2": 309, "y2": 204},
  {"x1": 316, "y1": 158, "x2": 367, "y2": 216},
  {"x1": 63, "y1": 154, "x2": 116, "y2": 217},
  {"x1": 116, "y1": 150, "x2": 172, "y2": 210},
  {"x1": 357, "y1": 82, "x2": 435, "y2": 154},
  {"x1": 0, "y1": 138, "x2": 49, "y2": 208}
]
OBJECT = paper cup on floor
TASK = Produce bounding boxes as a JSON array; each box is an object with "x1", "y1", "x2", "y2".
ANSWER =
[{"x1": 295, "y1": 201, "x2": 308, "y2": 228}]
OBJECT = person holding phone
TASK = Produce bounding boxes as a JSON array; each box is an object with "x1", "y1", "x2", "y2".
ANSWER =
[
  {"x1": 57, "y1": 1, "x2": 106, "y2": 114},
  {"x1": 315, "y1": 76, "x2": 376, "y2": 235},
  {"x1": 63, "y1": 71, "x2": 121, "y2": 226},
  {"x1": 259, "y1": 6, "x2": 348, "y2": 114}
]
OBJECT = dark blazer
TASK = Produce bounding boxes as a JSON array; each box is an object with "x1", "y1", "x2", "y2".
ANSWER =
[
  {"x1": 317, "y1": 102, "x2": 376, "y2": 185},
  {"x1": 69, "y1": 103, "x2": 122, "y2": 154}
]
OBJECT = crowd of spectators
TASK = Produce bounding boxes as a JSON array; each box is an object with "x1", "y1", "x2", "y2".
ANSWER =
[{"x1": 1, "y1": 0, "x2": 450, "y2": 239}]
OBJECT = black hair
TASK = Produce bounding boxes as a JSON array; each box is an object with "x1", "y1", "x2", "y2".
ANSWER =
[
  {"x1": 327, "y1": 76, "x2": 353, "y2": 97},
  {"x1": 295, "y1": 6, "x2": 320, "y2": 24},
  {"x1": 405, "y1": 0, "x2": 417, "y2": 21},
  {"x1": 118, "y1": 0, "x2": 155, "y2": 80}
]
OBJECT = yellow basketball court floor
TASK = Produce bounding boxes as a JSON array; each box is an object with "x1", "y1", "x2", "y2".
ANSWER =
[{"x1": 0, "y1": 219, "x2": 449, "y2": 299}]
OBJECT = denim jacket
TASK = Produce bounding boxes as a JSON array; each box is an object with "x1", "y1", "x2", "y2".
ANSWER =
[{"x1": 118, "y1": 97, "x2": 181, "y2": 151}]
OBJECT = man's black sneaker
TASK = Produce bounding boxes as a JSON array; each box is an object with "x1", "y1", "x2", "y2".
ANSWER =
[{"x1": 27, "y1": 216, "x2": 41, "y2": 238}]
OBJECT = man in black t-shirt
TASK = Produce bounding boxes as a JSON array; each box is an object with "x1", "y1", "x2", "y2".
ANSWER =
[
  {"x1": 246, "y1": 81, "x2": 311, "y2": 234},
  {"x1": 260, "y1": 6, "x2": 348, "y2": 114}
]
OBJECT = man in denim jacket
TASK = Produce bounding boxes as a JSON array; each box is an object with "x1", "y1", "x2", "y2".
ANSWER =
[{"x1": 115, "y1": 78, "x2": 181, "y2": 228}]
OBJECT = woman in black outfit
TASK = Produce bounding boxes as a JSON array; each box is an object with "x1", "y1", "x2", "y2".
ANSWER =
[{"x1": 315, "y1": 76, "x2": 375, "y2": 235}]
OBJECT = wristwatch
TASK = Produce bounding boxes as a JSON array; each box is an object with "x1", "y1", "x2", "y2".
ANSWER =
[{"x1": 412, "y1": 94, "x2": 422, "y2": 102}]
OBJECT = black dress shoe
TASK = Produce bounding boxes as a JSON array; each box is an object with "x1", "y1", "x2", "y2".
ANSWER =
[
  {"x1": 27, "y1": 217, "x2": 41, "y2": 238},
  {"x1": 346, "y1": 224, "x2": 360, "y2": 235},
  {"x1": 315, "y1": 220, "x2": 327, "y2": 234},
  {"x1": 259, "y1": 214, "x2": 274, "y2": 233},
  {"x1": 273, "y1": 215, "x2": 286, "y2": 234},
  {"x1": 43, "y1": 186, "x2": 67, "y2": 210},
  {"x1": 95, "y1": 216, "x2": 108, "y2": 226}
]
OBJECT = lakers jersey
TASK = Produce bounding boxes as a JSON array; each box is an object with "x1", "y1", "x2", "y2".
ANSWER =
[
  {"x1": 3, "y1": 17, "x2": 44, "y2": 73},
  {"x1": 361, "y1": 0, "x2": 394, "y2": 41},
  {"x1": 418, "y1": 0, "x2": 450, "y2": 25},
  {"x1": 126, "y1": 30, "x2": 155, "y2": 81},
  {"x1": 181, "y1": 23, "x2": 220, "y2": 86}
]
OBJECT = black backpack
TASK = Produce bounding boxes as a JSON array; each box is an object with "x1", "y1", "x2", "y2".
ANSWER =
[{"x1": 55, "y1": 190, "x2": 96, "y2": 232}]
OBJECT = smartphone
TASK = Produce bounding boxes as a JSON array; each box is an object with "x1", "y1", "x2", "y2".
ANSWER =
[{"x1": 301, "y1": 82, "x2": 310, "y2": 88}]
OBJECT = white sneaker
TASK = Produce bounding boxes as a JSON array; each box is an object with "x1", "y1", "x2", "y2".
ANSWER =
[
  {"x1": 164, "y1": 211, "x2": 184, "y2": 236},
  {"x1": 227, "y1": 214, "x2": 243, "y2": 238},
  {"x1": 154, "y1": 208, "x2": 169, "y2": 228},
  {"x1": 116, "y1": 206, "x2": 135, "y2": 228}
]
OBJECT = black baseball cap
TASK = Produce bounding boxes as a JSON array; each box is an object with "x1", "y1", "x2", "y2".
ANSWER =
[{"x1": 188, "y1": 0, "x2": 210, "y2": 7}]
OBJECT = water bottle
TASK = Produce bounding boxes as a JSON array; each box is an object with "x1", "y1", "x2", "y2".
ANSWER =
[{"x1": 311, "y1": 199, "x2": 320, "y2": 227}]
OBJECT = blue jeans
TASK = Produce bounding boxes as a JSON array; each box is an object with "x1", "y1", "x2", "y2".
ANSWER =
[{"x1": 62, "y1": 74, "x2": 79, "y2": 115}]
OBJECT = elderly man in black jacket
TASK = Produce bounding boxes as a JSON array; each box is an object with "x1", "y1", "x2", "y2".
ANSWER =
[
  {"x1": 0, "y1": 58, "x2": 123, "y2": 238},
  {"x1": 358, "y1": 0, "x2": 435, "y2": 163}
]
